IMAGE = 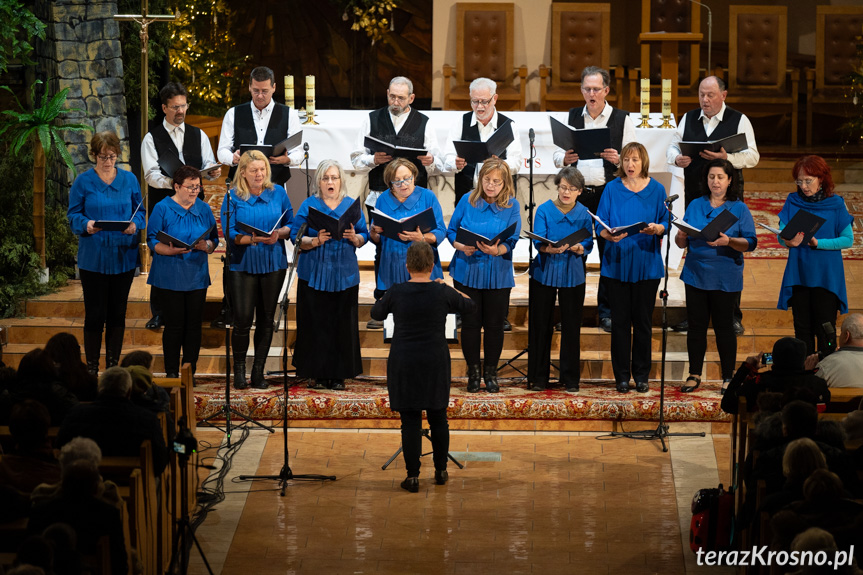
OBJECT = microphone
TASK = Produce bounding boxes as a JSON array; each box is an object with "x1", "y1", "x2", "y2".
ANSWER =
[
  {"x1": 822, "y1": 321, "x2": 837, "y2": 357},
  {"x1": 528, "y1": 128, "x2": 535, "y2": 144},
  {"x1": 303, "y1": 142, "x2": 309, "y2": 158},
  {"x1": 295, "y1": 222, "x2": 309, "y2": 242},
  {"x1": 664, "y1": 194, "x2": 679, "y2": 205}
]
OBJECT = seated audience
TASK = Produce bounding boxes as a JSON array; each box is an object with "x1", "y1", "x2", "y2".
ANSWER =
[
  {"x1": 843, "y1": 410, "x2": 863, "y2": 441},
  {"x1": 32, "y1": 436, "x2": 121, "y2": 508},
  {"x1": 44, "y1": 332, "x2": 97, "y2": 401},
  {"x1": 0, "y1": 400, "x2": 60, "y2": 495},
  {"x1": 120, "y1": 349, "x2": 154, "y2": 370},
  {"x1": 0, "y1": 348, "x2": 78, "y2": 426},
  {"x1": 786, "y1": 527, "x2": 863, "y2": 575},
  {"x1": 760, "y1": 437, "x2": 827, "y2": 516},
  {"x1": 815, "y1": 313, "x2": 863, "y2": 388}
]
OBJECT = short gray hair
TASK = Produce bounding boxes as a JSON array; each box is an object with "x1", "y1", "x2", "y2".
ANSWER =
[
  {"x1": 59, "y1": 437, "x2": 103, "y2": 468},
  {"x1": 554, "y1": 166, "x2": 585, "y2": 190},
  {"x1": 841, "y1": 313, "x2": 863, "y2": 340},
  {"x1": 389, "y1": 76, "x2": 413, "y2": 94},
  {"x1": 314, "y1": 159, "x2": 348, "y2": 200},
  {"x1": 469, "y1": 77, "x2": 497, "y2": 96},
  {"x1": 581, "y1": 66, "x2": 610, "y2": 87},
  {"x1": 98, "y1": 366, "x2": 132, "y2": 398}
]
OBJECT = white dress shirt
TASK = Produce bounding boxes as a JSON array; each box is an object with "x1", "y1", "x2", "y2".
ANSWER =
[
  {"x1": 350, "y1": 108, "x2": 443, "y2": 174},
  {"x1": 443, "y1": 110, "x2": 523, "y2": 185},
  {"x1": 666, "y1": 103, "x2": 760, "y2": 169},
  {"x1": 141, "y1": 119, "x2": 218, "y2": 190},
  {"x1": 551, "y1": 102, "x2": 637, "y2": 186},
  {"x1": 217, "y1": 99, "x2": 303, "y2": 166}
]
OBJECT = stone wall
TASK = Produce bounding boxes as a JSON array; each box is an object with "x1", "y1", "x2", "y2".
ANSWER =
[{"x1": 34, "y1": 0, "x2": 130, "y2": 202}]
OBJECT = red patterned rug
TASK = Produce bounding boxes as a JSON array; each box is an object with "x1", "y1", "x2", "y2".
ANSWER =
[{"x1": 192, "y1": 376, "x2": 729, "y2": 423}]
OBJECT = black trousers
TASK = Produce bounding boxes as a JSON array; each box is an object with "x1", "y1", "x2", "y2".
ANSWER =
[
  {"x1": 79, "y1": 268, "x2": 135, "y2": 361},
  {"x1": 453, "y1": 281, "x2": 511, "y2": 367},
  {"x1": 606, "y1": 277, "x2": 660, "y2": 384},
  {"x1": 527, "y1": 278, "x2": 585, "y2": 387},
  {"x1": 578, "y1": 185, "x2": 610, "y2": 319},
  {"x1": 790, "y1": 285, "x2": 840, "y2": 356},
  {"x1": 155, "y1": 286, "x2": 207, "y2": 375},
  {"x1": 685, "y1": 284, "x2": 738, "y2": 380},
  {"x1": 229, "y1": 269, "x2": 286, "y2": 364},
  {"x1": 399, "y1": 408, "x2": 449, "y2": 478}
]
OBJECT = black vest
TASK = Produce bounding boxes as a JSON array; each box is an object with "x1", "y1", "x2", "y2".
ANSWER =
[
  {"x1": 150, "y1": 122, "x2": 204, "y2": 191},
  {"x1": 367, "y1": 107, "x2": 430, "y2": 192},
  {"x1": 682, "y1": 106, "x2": 744, "y2": 204},
  {"x1": 567, "y1": 105, "x2": 627, "y2": 185},
  {"x1": 229, "y1": 101, "x2": 292, "y2": 185},
  {"x1": 454, "y1": 112, "x2": 513, "y2": 200}
]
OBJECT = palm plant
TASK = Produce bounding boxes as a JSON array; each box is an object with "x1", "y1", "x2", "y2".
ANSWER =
[{"x1": 0, "y1": 79, "x2": 91, "y2": 269}]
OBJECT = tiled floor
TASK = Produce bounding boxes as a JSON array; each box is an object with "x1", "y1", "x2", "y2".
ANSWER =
[{"x1": 188, "y1": 427, "x2": 734, "y2": 575}]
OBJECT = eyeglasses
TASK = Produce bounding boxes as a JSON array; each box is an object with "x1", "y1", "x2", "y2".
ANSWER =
[
  {"x1": 167, "y1": 103, "x2": 189, "y2": 112},
  {"x1": 581, "y1": 87, "x2": 606, "y2": 94},
  {"x1": 470, "y1": 98, "x2": 493, "y2": 106},
  {"x1": 388, "y1": 94, "x2": 409, "y2": 103},
  {"x1": 390, "y1": 176, "x2": 414, "y2": 188},
  {"x1": 321, "y1": 176, "x2": 341, "y2": 183},
  {"x1": 482, "y1": 178, "x2": 504, "y2": 188},
  {"x1": 795, "y1": 178, "x2": 817, "y2": 187},
  {"x1": 97, "y1": 154, "x2": 118, "y2": 162},
  {"x1": 181, "y1": 184, "x2": 202, "y2": 192},
  {"x1": 558, "y1": 185, "x2": 580, "y2": 193}
]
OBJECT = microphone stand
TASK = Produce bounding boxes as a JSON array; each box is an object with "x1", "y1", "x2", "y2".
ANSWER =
[
  {"x1": 239, "y1": 223, "x2": 337, "y2": 493},
  {"x1": 303, "y1": 142, "x2": 311, "y2": 198},
  {"x1": 200, "y1": 184, "x2": 275, "y2": 444},
  {"x1": 610, "y1": 199, "x2": 704, "y2": 452}
]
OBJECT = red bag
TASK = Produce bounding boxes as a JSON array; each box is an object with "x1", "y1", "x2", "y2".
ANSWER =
[{"x1": 689, "y1": 484, "x2": 734, "y2": 553}]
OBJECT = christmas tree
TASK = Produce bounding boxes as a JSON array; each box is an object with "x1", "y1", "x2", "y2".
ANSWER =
[{"x1": 842, "y1": 26, "x2": 863, "y2": 143}]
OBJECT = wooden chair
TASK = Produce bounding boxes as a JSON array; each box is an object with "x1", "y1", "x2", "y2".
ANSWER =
[
  {"x1": 724, "y1": 5, "x2": 799, "y2": 146},
  {"x1": 442, "y1": 3, "x2": 527, "y2": 111},
  {"x1": 806, "y1": 6, "x2": 863, "y2": 145},
  {"x1": 538, "y1": 3, "x2": 623, "y2": 111}
]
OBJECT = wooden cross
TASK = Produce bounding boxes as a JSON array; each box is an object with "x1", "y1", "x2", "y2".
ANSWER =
[{"x1": 115, "y1": 0, "x2": 176, "y2": 273}]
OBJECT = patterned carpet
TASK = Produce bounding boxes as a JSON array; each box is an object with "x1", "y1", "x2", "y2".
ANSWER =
[{"x1": 192, "y1": 375, "x2": 730, "y2": 423}]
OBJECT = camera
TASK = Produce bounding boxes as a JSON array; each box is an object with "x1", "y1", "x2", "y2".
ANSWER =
[
  {"x1": 173, "y1": 416, "x2": 197, "y2": 457},
  {"x1": 762, "y1": 352, "x2": 773, "y2": 366}
]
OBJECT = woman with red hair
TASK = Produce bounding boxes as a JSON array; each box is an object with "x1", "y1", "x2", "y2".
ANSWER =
[{"x1": 777, "y1": 155, "x2": 854, "y2": 356}]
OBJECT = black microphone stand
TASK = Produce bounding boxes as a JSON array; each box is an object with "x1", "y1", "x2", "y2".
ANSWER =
[
  {"x1": 610, "y1": 199, "x2": 704, "y2": 452},
  {"x1": 200, "y1": 184, "x2": 275, "y2": 444},
  {"x1": 303, "y1": 142, "x2": 311, "y2": 198},
  {"x1": 239, "y1": 223, "x2": 337, "y2": 492}
]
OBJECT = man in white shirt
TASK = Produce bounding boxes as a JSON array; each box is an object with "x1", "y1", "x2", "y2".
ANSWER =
[
  {"x1": 553, "y1": 66, "x2": 636, "y2": 333},
  {"x1": 816, "y1": 314, "x2": 863, "y2": 388},
  {"x1": 140, "y1": 82, "x2": 221, "y2": 329},
  {"x1": 351, "y1": 76, "x2": 441, "y2": 328}
]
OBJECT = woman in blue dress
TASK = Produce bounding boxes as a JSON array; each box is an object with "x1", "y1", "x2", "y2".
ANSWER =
[
  {"x1": 596, "y1": 142, "x2": 667, "y2": 394},
  {"x1": 291, "y1": 160, "x2": 368, "y2": 390},
  {"x1": 675, "y1": 159, "x2": 757, "y2": 394},
  {"x1": 146, "y1": 166, "x2": 218, "y2": 378},
  {"x1": 220, "y1": 150, "x2": 294, "y2": 389},
  {"x1": 447, "y1": 158, "x2": 521, "y2": 393},
  {"x1": 527, "y1": 166, "x2": 593, "y2": 392},
  {"x1": 67, "y1": 131, "x2": 145, "y2": 374},
  {"x1": 778, "y1": 155, "x2": 854, "y2": 356}
]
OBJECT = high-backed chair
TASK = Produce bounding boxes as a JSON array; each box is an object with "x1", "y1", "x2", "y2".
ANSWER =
[
  {"x1": 442, "y1": 2, "x2": 527, "y2": 111},
  {"x1": 538, "y1": 3, "x2": 623, "y2": 111},
  {"x1": 806, "y1": 5, "x2": 863, "y2": 145},
  {"x1": 725, "y1": 5, "x2": 799, "y2": 146}
]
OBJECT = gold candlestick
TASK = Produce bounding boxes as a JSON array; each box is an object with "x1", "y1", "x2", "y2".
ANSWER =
[
  {"x1": 284, "y1": 75, "x2": 295, "y2": 109},
  {"x1": 638, "y1": 78, "x2": 651, "y2": 128},
  {"x1": 303, "y1": 75, "x2": 319, "y2": 125},
  {"x1": 660, "y1": 79, "x2": 673, "y2": 129}
]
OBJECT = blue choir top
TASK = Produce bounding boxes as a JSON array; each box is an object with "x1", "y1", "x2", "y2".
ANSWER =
[
  {"x1": 67, "y1": 168, "x2": 145, "y2": 275},
  {"x1": 373, "y1": 186, "x2": 446, "y2": 291},
  {"x1": 528, "y1": 200, "x2": 594, "y2": 288},
  {"x1": 220, "y1": 185, "x2": 293, "y2": 274},
  {"x1": 146, "y1": 196, "x2": 218, "y2": 291},
  {"x1": 447, "y1": 193, "x2": 521, "y2": 289},
  {"x1": 777, "y1": 192, "x2": 854, "y2": 313},
  {"x1": 595, "y1": 177, "x2": 668, "y2": 282},
  {"x1": 291, "y1": 196, "x2": 369, "y2": 292},
  {"x1": 679, "y1": 196, "x2": 757, "y2": 293}
]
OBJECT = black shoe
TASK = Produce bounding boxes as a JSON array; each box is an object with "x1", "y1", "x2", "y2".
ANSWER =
[
  {"x1": 210, "y1": 315, "x2": 227, "y2": 329},
  {"x1": 400, "y1": 477, "x2": 419, "y2": 493},
  {"x1": 434, "y1": 470, "x2": 448, "y2": 485},
  {"x1": 532, "y1": 381, "x2": 547, "y2": 391},
  {"x1": 309, "y1": 379, "x2": 327, "y2": 390},
  {"x1": 733, "y1": 320, "x2": 745, "y2": 335},
  {"x1": 250, "y1": 363, "x2": 268, "y2": 389},
  {"x1": 234, "y1": 378, "x2": 248, "y2": 390},
  {"x1": 483, "y1": 364, "x2": 500, "y2": 393},
  {"x1": 565, "y1": 383, "x2": 580, "y2": 393},
  {"x1": 554, "y1": 322, "x2": 562, "y2": 332},
  {"x1": 681, "y1": 376, "x2": 701, "y2": 393},
  {"x1": 366, "y1": 318, "x2": 384, "y2": 329},
  {"x1": 671, "y1": 319, "x2": 688, "y2": 332},
  {"x1": 86, "y1": 360, "x2": 99, "y2": 377},
  {"x1": 330, "y1": 379, "x2": 345, "y2": 390},
  {"x1": 467, "y1": 364, "x2": 482, "y2": 393},
  {"x1": 720, "y1": 379, "x2": 731, "y2": 396},
  {"x1": 635, "y1": 381, "x2": 649, "y2": 393},
  {"x1": 616, "y1": 381, "x2": 629, "y2": 393},
  {"x1": 599, "y1": 317, "x2": 612, "y2": 333},
  {"x1": 165, "y1": 372, "x2": 179, "y2": 379},
  {"x1": 145, "y1": 315, "x2": 163, "y2": 329},
  {"x1": 503, "y1": 318, "x2": 512, "y2": 332},
  {"x1": 234, "y1": 359, "x2": 248, "y2": 390}
]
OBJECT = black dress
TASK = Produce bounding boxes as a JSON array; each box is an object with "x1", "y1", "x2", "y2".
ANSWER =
[{"x1": 371, "y1": 281, "x2": 476, "y2": 411}]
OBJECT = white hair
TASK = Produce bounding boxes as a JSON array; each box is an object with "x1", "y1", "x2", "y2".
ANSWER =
[
  {"x1": 59, "y1": 437, "x2": 103, "y2": 468},
  {"x1": 389, "y1": 76, "x2": 413, "y2": 94},
  {"x1": 469, "y1": 77, "x2": 497, "y2": 96},
  {"x1": 841, "y1": 313, "x2": 863, "y2": 340},
  {"x1": 98, "y1": 366, "x2": 132, "y2": 397}
]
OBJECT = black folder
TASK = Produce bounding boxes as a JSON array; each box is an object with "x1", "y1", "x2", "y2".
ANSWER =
[
  {"x1": 363, "y1": 135, "x2": 427, "y2": 159},
  {"x1": 757, "y1": 209, "x2": 827, "y2": 246},
  {"x1": 157, "y1": 154, "x2": 184, "y2": 180},
  {"x1": 678, "y1": 133, "x2": 748, "y2": 156},
  {"x1": 370, "y1": 207, "x2": 438, "y2": 241},
  {"x1": 306, "y1": 198, "x2": 363, "y2": 239},
  {"x1": 455, "y1": 221, "x2": 518, "y2": 248},
  {"x1": 236, "y1": 209, "x2": 290, "y2": 237},
  {"x1": 524, "y1": 228, "x2": 591, "y2": 249},
  {"x1": 94, "y1": 197, "x2": 146, "y2": 231},
  {"x1": 156, "y1": 224, "x2": 215, "y2": 250},
  {"x1": 672, "y1": 209, "x2": 739, "y2": 242},
  {"x1": 548, "y1": 117, "x2": 611, "y2": 159},
  {"x1": 588, "y1": 211, "x2": 647, "y2": 237},
  {"x1": 453, "y1": 122, "x2": 515, "y2": 164},
  {"x1": 239, "y1": 131, "x2": 303, "y2": 158}
]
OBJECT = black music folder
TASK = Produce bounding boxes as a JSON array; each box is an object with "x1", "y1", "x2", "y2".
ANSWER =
[
  {"x1": 156, "y1": 224, "x2": 214, "y2": 250},
  {"x1": 95, "y1": 197, "x2": 145, "y2": 231},
  {"x1": 363, "y1": 135, "x2": 427, "y2": 159},
  {"x1": 524, "y1": 228, "x2": 592, "y2": 249},
  {"x1": 239, "y1": 131, "x2": 303, "y2": 157},
  {"x1": 588, "y1": 211, "x2": 647, "y2": 237},
  {"x1": 549, "y1": 117, "x2": 611, "y2": 159},
  {"x1": 156, "y1": 154, "x2": 184, "y2": 180},
  {"x1": 453, "y1": 122, "x2": 515, "y2": 164},
  {"x1": 370, "y1": 207, "x2": 438, "y2": 241},
  {"x1": 236, "y1": 209, "x2": 290, "y2": 237},
  {"x1": 455, "y1": 221, "x2": 518, "y2": 248},
  {"x1": 757, "y1": 209, "x2": 826, "y2": 246},
  {"x1": 678, "y1": 133, "x2": 748, "y2": 156},
  {"x1": 306, "y1": 198, "x2": 363, "y2": 239},
  {"x1": 672, "y1": 209, "x2": 739, "y2": 242}
]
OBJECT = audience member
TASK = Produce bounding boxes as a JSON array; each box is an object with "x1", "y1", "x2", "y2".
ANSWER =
[
  {"x1": 760, "y1": 437, "x2": 827, "y2": 515},
  {"x1": 44, "y1": 332, "x2": 98, "y2": 401},
  {"x1": 41, "y1": 523, "x2": 83, "y2": 575},
  {"x1": 816, "y1": 419, "x2": 848, "y2": 450},
  {"x1": 0, "y1": 400, "x2": 60, "y2": 494},
  {"x1": 815, "y1": 313, "x2": 863, "y2": 388},
  {"x1": 120, "y1": 349, "x2": 154, "y2": 370},
  {"x1": 31, "y1": 437, "x2": 121, "y2": 508},
  {"x1": 843, "y1": 411, "x2": 863, "y2": 441},
  {"x1": 0, "y1": 348, "x2": 78, "y2": 426},
  {"x1": 13, "y1": 536, "x2": 53, "y2": 575},
  {"x1": 786, "y1": 527, "x2": 863, "y2": 575}
]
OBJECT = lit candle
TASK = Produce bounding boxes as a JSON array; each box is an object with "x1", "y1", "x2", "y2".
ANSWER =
[
  {"x1": 661, "y1": 79, "x2": 671, "y2": 119},
  {"x1": 306, "y1": 75, "x2": 315, "y2": 115},
  {"x1": 284, "y1": 75, "x2": 294, "y2": 108},
  {"x1": 640, "y1": 78, "x2": 650, "y2": 117}
]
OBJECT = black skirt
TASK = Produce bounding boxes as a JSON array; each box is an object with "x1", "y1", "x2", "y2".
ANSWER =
[{"x1": 292, "y1": 279, "x2": 362, "y2": 380}]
